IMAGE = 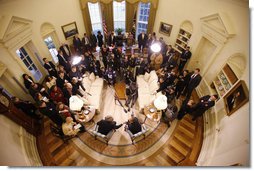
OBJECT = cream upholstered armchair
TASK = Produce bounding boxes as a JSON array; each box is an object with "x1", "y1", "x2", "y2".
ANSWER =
[
  {"x1": 90, "y1": 124, "x2": 115, "y2": 145},
  {"x1": 125, "y1": 124, "x2": 149, "y2": 144}
]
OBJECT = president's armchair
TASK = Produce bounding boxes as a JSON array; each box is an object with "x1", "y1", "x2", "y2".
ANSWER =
[
  {"x1": 90, "y1": 124, "x2": 115, "y2": 145},
  {"x1": 125, "y1": 124, "x2": 149, "y2": 144}
]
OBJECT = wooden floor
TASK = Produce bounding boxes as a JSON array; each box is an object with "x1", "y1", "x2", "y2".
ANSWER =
[{"x1": 37, "y1": 112, "x2": 203, "y2": 166}]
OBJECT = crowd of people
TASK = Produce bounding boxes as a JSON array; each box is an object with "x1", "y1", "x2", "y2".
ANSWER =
[{"x1": 11, "y1": 29, "x2": 218, "y2": 139}]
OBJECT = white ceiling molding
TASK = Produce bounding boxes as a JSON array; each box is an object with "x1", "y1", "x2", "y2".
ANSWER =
[
  {"x1": 0, "y1": 62, "x2": 7, "y2": 78},
  {"x1": 200, "y1": 13, "x2": 235, "y2": 44},
  {"x1": 0, "y1": 15, "x2": 32, "y2": 49}
]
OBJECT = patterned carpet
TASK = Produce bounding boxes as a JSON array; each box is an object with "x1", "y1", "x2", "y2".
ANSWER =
[{"x1": 77, "y1": 122, "x2": 169, "y2": 157}]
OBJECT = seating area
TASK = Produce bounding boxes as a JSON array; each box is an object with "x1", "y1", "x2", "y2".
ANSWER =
[
  {"x1": 90, "y1": 124, "x2": 116, "y2": 145},
  {"x1": 136, "y1": 70, "x2": 162, "y2": 111},
  {"x1": 125, "y1": 124, "x2": 149, "y2": 144},
  {"x1": 80, "y1": 72, "x2": 104, "y2": 113}
]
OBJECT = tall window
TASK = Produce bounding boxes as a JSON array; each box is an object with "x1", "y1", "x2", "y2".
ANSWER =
[
  {"x1": 136, "y1": 2, "x2": 151, "y2": 38},
  {"x1": 16, "y1": 47, "x2": 42, "y2": 81},
  {"x1": 88, "y1": 2, "x2": 103, "y2": 36},
  {"x1": 113, "y1": 1, "x2": 126, "y2": 33},
  {"x1": 44, "y1": 36, "x2": 58, "y2": 63}
]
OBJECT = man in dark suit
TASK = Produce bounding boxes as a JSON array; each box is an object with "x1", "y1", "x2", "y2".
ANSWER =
[
  {"x1": 43, "y1": 58, "x2": 57, "y2": 77},
  {"x1": 191, "y1": 94, "x2": 218, "y2": 121},
  {"x1": 178, "y1": 46, "x2": 192, "y2": 72},
  {"x1": 81, "y1": 33, "x2": 90, "y2": 52},
  {"x1": 73, "y1": 34, "x2": 82, "y2": 55},
  {"x1": 184, "y1": 68, "x2": 202, "y2": 100},
  {"x1": 138, "y1": 32, "x2": 148, "y2": 51},
  {"x1": 107, "y1": 32, "x2": 116, "y2": 46},
  {"x1": 90, "y1": 31, "x2": 97, "y2": 50},
  {"x1": 97, "y1": 31, "x2": 103, "y2": 47},
  {"x1": 97, "y1": 115, "x2": 123, "y2": 135},
  {"x1": 59, "y1": 43, "x2": 71, "y2": 61},
  {"x1": 57, "y1": 50, "x2": 71, "y2": 73}
]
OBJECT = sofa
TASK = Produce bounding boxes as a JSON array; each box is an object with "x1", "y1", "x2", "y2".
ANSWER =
[
  {"x1": 136, "y1": 70, "x2": 162, "y2": 111},
  {"x1": 79, "y1": 72, "x2": 104, "y2": 113}
]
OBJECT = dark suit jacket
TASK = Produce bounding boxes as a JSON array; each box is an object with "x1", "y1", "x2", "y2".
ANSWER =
[
  {"x1": 90, "y1": 34, "x2": 97, "y2": 47},
  {"x1": 127, "y1": 117, "x2": 142, "y2": 134},
  {"x1": 57, "y1": 54, "x2": 70, "y2": 71},
  {"x1": 24, "y1": 76, "x2": 34, "y2": 89},
  {"x1": 107, "y1": 35, "x2": 116, "y2": 46},
  {"x1": 39, "y1": 102, "x2": 63, "y2": 126},
  {"x1": 44, "y1": 62, "x2": 57, "y2": 76},
  {"x1": 97, "y1": 34, "x2": 103, "y2": 47},
  {"x1": 59, "y1": 44, "x2": 71, "y2": 60},
  {"x1": 181, "y1": 50, "x2": 192, "y2": 61},
  {"x1": 73, "y1": 37, "x2": 82, "y2": 51},
  {"x1": 187, "y1": 74, "x2": 202, "y2": 90},
  {"x1": 193, "y1": 95, "x2": 215, "y2": 117},
  {"x1": 97, "y1": 120, "x2": 122, "y2": 135},
  {"x1": 138, "y1": 33, "x2": 148, "y2": 46}
]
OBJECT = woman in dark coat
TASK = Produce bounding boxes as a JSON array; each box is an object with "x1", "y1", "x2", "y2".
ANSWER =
[{"x1": 22, "y1": 74, "x2": 35, "y2": 89}]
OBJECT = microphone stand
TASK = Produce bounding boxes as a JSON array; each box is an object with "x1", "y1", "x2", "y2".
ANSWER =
[{"x1": 109, "y1": 85, "x2": 127, "y2": 113}]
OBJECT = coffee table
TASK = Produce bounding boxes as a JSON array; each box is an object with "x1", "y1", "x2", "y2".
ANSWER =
[{"x1": 114, "y1": 82, "x2": 126, "y2": 100}]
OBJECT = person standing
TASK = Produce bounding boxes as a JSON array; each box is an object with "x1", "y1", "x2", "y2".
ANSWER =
[
  {"x1": 138, "y1": 32, "x2": 148, "y2": 51},
  {"x1": 57, "y1": 50, "x2": 71, "y2": 73},
  {"x1": 191, "y1": 95, "x2": 218, "y2": 121},
  {"x1": 184, "y1": 68, "x2": 202, "y2": 100},
  {"x1": 82, "y1": 33, "x2": 90, "y2": 52},
  {"x1": 97, "y1": 31, "x2": 104, "y2": 48},
  {"x1": 178, "y1": 46, "x2": 192, "y2": 72},
  {"x1": 90, "y1": 31, "x2": 97, "y2": 50},
  {"x1": 43, "y1": 58, "x2": 57, "y2": 77},
  {"x1": 177, "y1": 99, "x2": 195, "y2": 120},
  {"x1": 107, "y1": 31, "x2": 116, "y2": 46},
  {"x1": 73, "y1": 34, "x2": 82, "y2": 55},
  {"x1": 175, "y1": 70, "x2": 191, "y2": 99},
  {"x1": 59, "y1": 43, "x2": 71, "y2": 61},
  {"x1": 125, "y1": 82, "x2": 138, "y2": 111}
]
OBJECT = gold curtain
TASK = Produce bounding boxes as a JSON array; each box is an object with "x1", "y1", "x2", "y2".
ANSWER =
[
  {"x1": 80, "y1": 0, "x2": 159, "y2": 35},
  {"x1": 100, "y1": 1, "x2": 114, "y2": 33},
  {"x1": 125, "y1": 1, "x2": 139, "y2": 32},
  {"x1": 147, "y1": 2, "x2": 157, "y2": 34}
]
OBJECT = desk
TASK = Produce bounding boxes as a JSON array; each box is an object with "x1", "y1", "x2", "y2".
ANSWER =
[
  {"x1": 143, "y1": 103, "x2": 162, "y2": 123},
  {"x1": 75, "y1": 106, "x2": 96, "y2": 124}
]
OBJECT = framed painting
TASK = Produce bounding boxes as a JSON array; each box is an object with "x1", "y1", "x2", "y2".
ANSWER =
[
  {"x1": 61, "y1": 22, "x2": 78, "y2": 39},
  {"x1": 159, "y1": 22, "x2": 173, "y2": 36},
  {"x1": 224, "y1": 80, "x2": 249, "y2": 116}
]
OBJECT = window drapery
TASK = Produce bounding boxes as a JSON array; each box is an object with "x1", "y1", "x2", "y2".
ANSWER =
[{"x1": 80, "y1": 0, "x2": 159, "y2": 36}]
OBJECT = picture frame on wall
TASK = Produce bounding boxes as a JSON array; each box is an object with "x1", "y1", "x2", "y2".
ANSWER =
[
  {"x1": 61, "y1": 22, "x2": 78, "y2": 39},
  {"x1": 224, "y1": 80, "x2": 249, "y2": 116},
  {"x1": 159, "y1": 22, "x2": 173, "y2": 36}
]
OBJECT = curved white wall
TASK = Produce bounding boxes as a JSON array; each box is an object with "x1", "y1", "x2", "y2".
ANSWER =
[{"x1": 154, "y1": 0, "x2": 249, "y2": 166}]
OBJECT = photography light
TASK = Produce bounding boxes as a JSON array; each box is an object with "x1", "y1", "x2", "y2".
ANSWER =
[
  {"x1": 151, "y1": 43, "x2": 161, "y2": 53},
  {"x1": 72, "y1": 56, "x2": 82, "y2": 65}
]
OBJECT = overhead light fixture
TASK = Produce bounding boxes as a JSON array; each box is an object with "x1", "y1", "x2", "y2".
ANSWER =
[
  {"x1": 72, "y1": 56, "x2": 82, "y2": 65},
  {"x1": 151, "y1": 43, "x2": 161, "y2": 53}
]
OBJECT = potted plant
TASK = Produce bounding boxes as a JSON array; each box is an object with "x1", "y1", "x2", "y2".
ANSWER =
[{"x1": 115, "y1": 28, "x2": 123, "y2": 35}]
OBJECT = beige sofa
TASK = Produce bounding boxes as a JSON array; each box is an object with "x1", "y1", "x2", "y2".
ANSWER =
[
  {"x1": 136, "y1": 70, "x2": 162, "y2": 111},
  {"x1": 80, "y1": 72, "x2": 104, "y2": 112}
]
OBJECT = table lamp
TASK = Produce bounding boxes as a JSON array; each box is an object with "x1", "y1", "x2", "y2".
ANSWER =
[
  {"x1": 154, "y1": 95, "x2": 168, "y2": 111},
  {"x1": 69, "y1": 95, "x2": 84, "y2": 111}
]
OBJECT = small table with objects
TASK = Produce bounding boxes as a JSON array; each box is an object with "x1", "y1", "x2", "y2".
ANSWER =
[
  {"x1": 75, "y1": 106, "x2": 96, "y2": 124},
  {"x1": 143, "y1": 103, "x2": 162, "y2": 123}
]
